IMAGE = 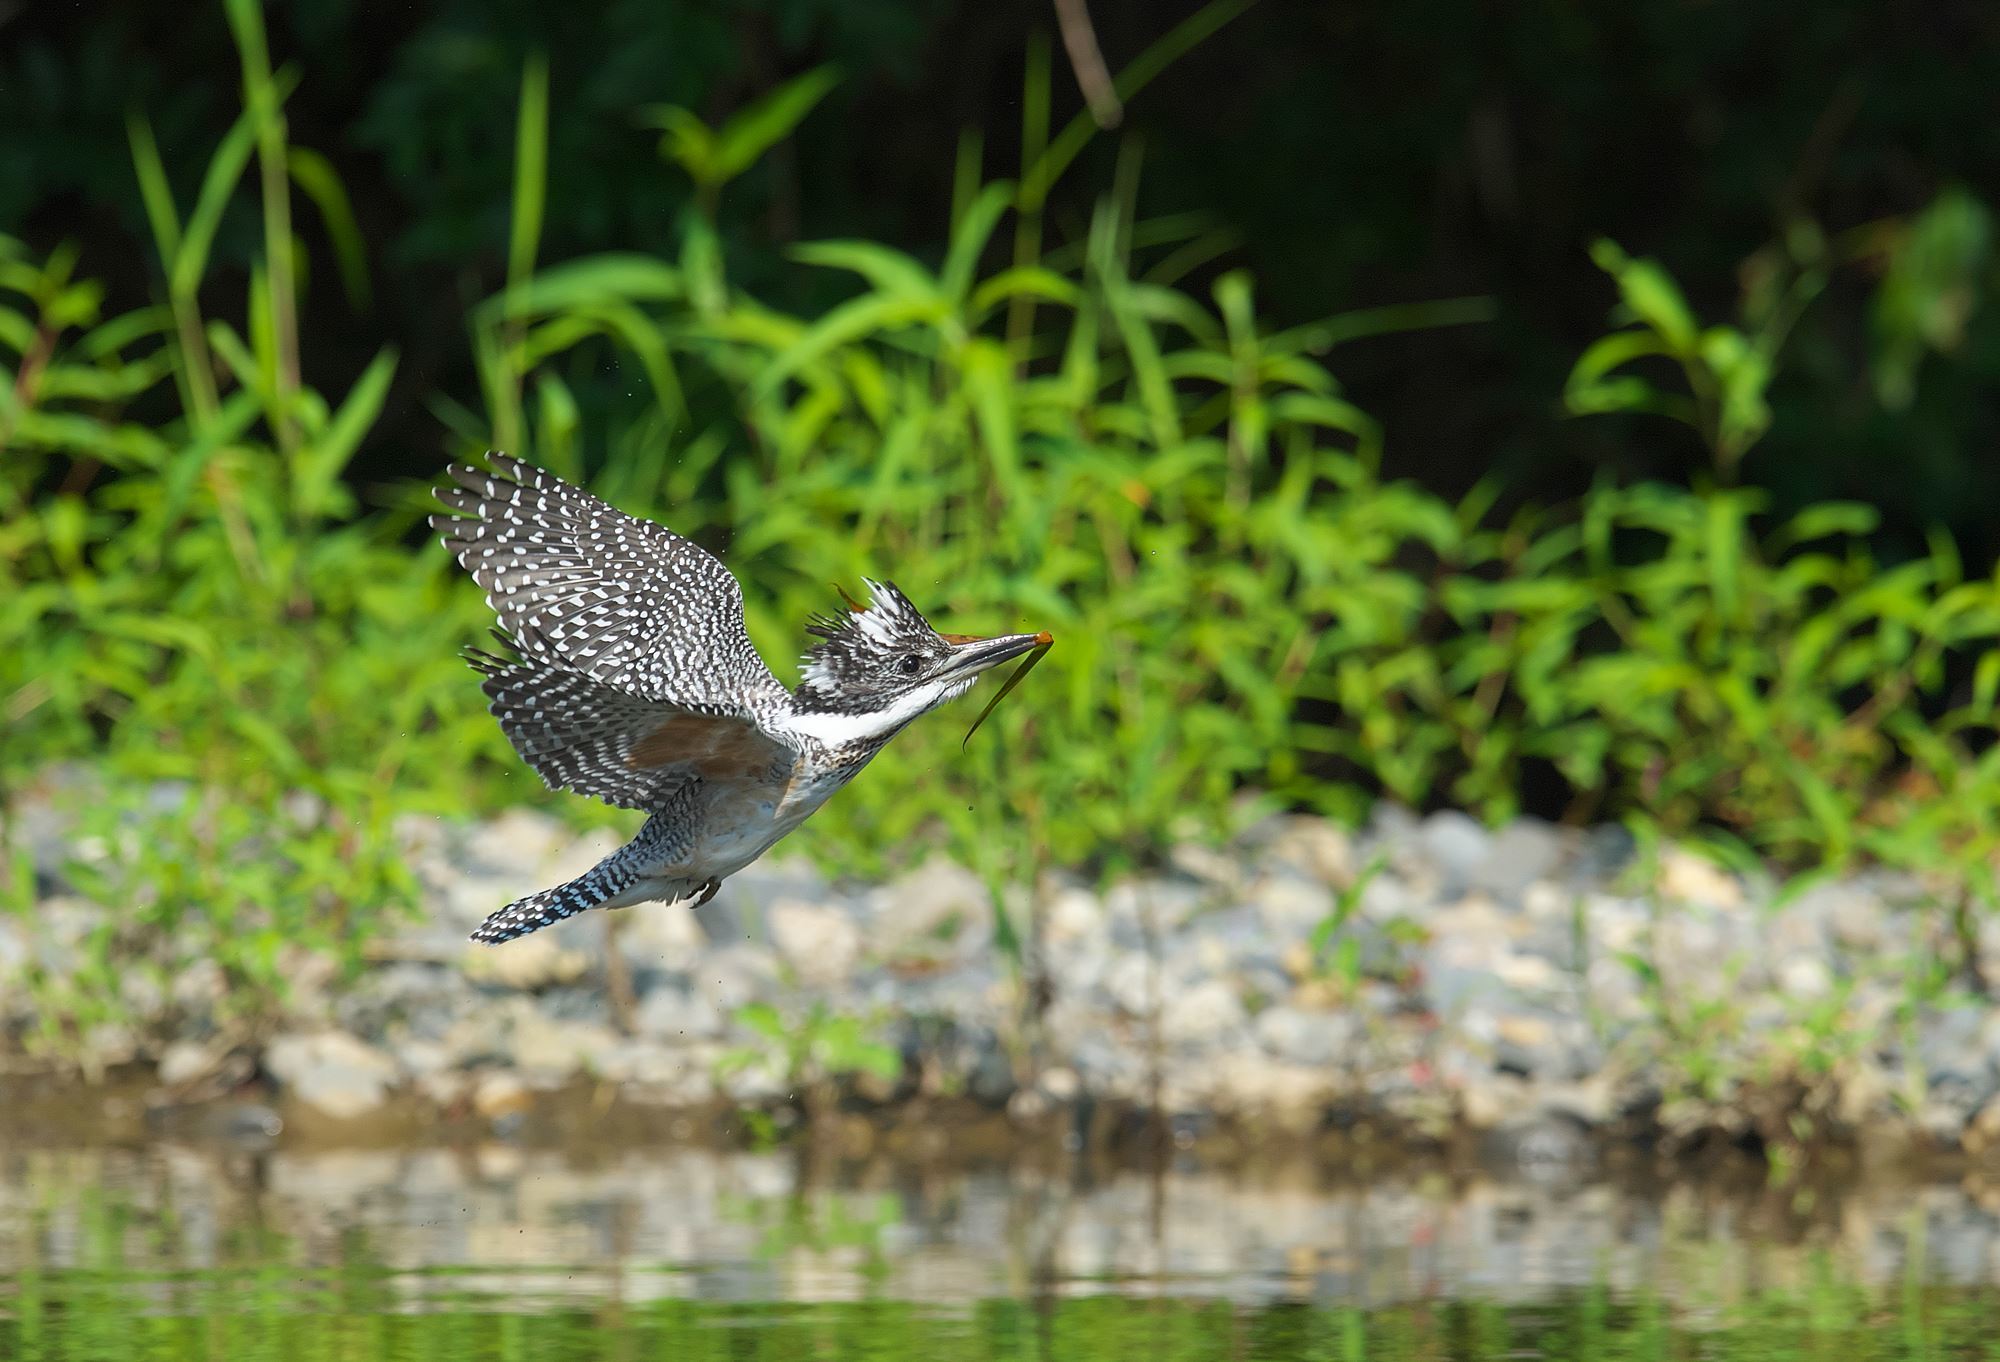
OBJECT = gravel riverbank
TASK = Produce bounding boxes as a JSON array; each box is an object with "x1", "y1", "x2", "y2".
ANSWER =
[{"x1": 7, "y1": 793, "x2": 2000, "y2": 1160}]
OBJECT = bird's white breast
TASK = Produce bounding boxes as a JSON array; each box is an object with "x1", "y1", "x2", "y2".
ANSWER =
[{"x1": 686, "y1": 758, "x2": 867, "y2": 882}]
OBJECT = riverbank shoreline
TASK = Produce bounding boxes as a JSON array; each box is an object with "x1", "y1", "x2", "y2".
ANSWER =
[{"x1": 9, "y1": 789, "x2": 2000, "y2": 1165}]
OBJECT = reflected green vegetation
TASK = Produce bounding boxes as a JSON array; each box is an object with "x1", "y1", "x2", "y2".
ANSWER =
[{"x1": 5, "y1": 1268, "x2": 2000, "y2": 1361}]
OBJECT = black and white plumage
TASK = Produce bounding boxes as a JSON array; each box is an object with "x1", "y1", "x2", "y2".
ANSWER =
[{"x1": 431, "y1": 453, "x2": 1050, "y2": 944}]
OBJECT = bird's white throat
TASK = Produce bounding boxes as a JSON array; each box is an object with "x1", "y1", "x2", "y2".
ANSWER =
[{"x1": 781, "y1": 676, "x2": 970, "y2": 748}]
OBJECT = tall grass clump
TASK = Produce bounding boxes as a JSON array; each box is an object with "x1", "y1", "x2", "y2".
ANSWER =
[{"x1": 1, "y1": 0, "x2": 501, "y2": 1047}]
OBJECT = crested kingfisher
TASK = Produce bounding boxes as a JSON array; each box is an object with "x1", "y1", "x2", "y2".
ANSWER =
[{"x1": 431, "y1": 453, "x2": 1051, "y2": 944}]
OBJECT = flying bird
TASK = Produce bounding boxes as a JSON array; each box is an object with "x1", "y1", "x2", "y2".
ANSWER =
[{"x1": 431, "y1": 453, "x2": 1051, "y2": 944}]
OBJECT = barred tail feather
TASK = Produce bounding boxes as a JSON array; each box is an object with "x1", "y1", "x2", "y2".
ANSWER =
[{"x1": 471, "y1": 876, "x2": 614, "y2": 944}]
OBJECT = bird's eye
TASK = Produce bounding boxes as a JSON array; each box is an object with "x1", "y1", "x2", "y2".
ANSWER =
[{"x1": 899, "y1": 655, "x2": 924, "y2": 677}]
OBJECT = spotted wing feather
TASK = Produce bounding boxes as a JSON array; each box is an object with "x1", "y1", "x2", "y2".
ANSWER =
[
  {"x1": 465, "y1": 645, "x2": 691, "y2": 810},
  {"x1": 467, "y1": 641, "x2": 793, "y2": 811},
  {"x1": 430, "y1": 452, "x2": 789, "y2": 726}
]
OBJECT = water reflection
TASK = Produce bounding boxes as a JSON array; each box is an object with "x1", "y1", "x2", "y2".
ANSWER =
[{"x1": 4, "y1": 1142, "x2": 1999, "y2": 1312}]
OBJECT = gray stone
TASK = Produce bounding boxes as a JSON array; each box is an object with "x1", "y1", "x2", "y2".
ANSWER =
[
  {"x1": 870, "y1": 858, "x2": 992, "y2": 964},
  {"x1": 698, "y1": 856, "x2": 830, "y2": 942},
  {"x1": 264, "y1": 1031, "x2": 399, "y2": 1121},
  {"x1": 1420, "y1": 811, "x2": 1491, "y2": 894},
  {"x1": 618, "y1": 899, "x2": 707, "y2": 969},
  {"x1": 1160, "y1": 978, "x2": 1247, "y2": 1050},
  {"x1": 461, "y1": 807, "x2": 567, "y2": 876},
  {"x1": 1425, "y1": 962, "x2": 1513, "y2": 1016},
  {"x1": 25, "y1": 896, "x2": 105, "y2": 977},
  {"x1": 1103, "y1": 876, "x2": 1206, "y2": 948},
  {"x1": 697, "y1": 944, "x2": 780, "y2": 1014},
  {"x1": 768, "y1": 899, "x2": 863, "y2": 986},
  {"x1": 336, "y1": 962, "x2": 455, "y2": 1041},
  {"x1": 1257, "y1": 816, "x2": 1356, "y2": 886},
  {"x1": 1251, "y1": 871, "x2": 1331, "y2": 939},
  {"x1": 0, "y1": 919, "x2": 27, "y2": 991},
  {"x1": 894, "y1": 960, "x2": 1006, "y2": 1025},
  {"x1": 509, "y1": 1017, "x2": 623, "y2": 1079},
  {"x1": 1044, "y1": 936, "x2": 1111, "y2": 997},
  {"x1": 460, "y1": 922, "x2": 599, "y2": 990},
  {"x1": 1167, "y1": 842, "x2": 1240, "y2": 892},
  {"x1": 157, "y1": 1040, "x2": 218, "y2": 1087},
  {"x1": 1572, "y1": 823, "x2": 1636, "y2": 883},
  {"x1": 1921, "y1": 1008, "x2": 1995, "y2": 1098},
  {"x1": 1475, "y1": 819, "x2": 1565, "y2": 899},
  {"x1": 965, "y1": 1032, "x2": 1017, "y2": 1104},
  {"x1": 1254, "y1": 1005, "x2": 1358, "y2": 1068},
  {"x1": 636, "y1": 984, "x2": 725, "y2": 1041},
  {"x1": 1484, "y1": 1111, "x2": 1595, "y2": 1183},
  {"x1": 1101, "y1": 953, "x2": 1156, "y2": 1017},
  {"x1": 528, "y1": 984, "x2": 614, "y2": 1027}
]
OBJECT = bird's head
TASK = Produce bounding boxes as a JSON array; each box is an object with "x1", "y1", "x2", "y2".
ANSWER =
[{"x1": 790, "y1": 579, "x2": 1049, "y2": 743}]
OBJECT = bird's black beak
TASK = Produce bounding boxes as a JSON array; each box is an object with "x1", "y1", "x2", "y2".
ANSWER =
[{"x1": 940, "y1": 630, "x2": 1053, "y2": 679}]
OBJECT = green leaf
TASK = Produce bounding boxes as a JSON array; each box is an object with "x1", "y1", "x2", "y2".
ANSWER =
[
  {"x1": 708, "y1": 64, "x2": 840, "y2": 186},
  {"x1": 1590, "y1": 238, "x2": 1700, "y2": 352},
  {"x1": 296, "y1": 347, "x2": 397, "y2": 518},
  {"x1": 506, "y1": 54, "x2": 549, "y2": 306},
  {"x1": 286, "y1": 146, "x2": 371, "y2": 309}
]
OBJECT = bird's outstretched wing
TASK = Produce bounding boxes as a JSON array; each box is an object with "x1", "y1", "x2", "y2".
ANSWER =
[
  {"x1": 430, "y1": 452, "x2": 788, "y2": 721},
  {"x1": 432, "y1": 454, "x2": 799, "y2": 809},
  {"x1": 465, "y1": 642, "x2": 792, "y2": 810}
]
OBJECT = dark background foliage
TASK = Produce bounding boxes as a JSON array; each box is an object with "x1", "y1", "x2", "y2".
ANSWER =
[{"x1": 7, "y1": 0, "x2": 1996, "y2": 555}]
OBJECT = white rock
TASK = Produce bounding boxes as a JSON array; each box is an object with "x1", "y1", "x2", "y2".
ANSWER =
[
  {"x1": 1160, "y1": 978, "x2": 1246, "y2": 1049},
  {"x1": 472, "y1": 1070, "x2": 531, "y2": 1118},
  {"x1": 1102, "y1": 954, "x2": 1155, "y2": 1017},
  {"x1": 1254, "y1": 1005, "x2": 1355, "y2": 1068},
  {"x1": 1494, "y1": 951, "x2": 1562, "y2": 994},
  {"x1": 1261, "y1": 817, "x2": 1356, "y2": 886},
  {"x1": 768, "y1": 899, "x2": 863, "y2": 986},
  {"x1": 636, "y1": 986, "x2": 724, "y2": 1041},
  {"x1": 539, "y1": 827, "x2": 627, "y2": 885},
  {"x1": 464, "y1": 807, "x2": 568, "y2": 875},
  {"x1": 619, "y1": 901, "x2": 708, "y2": 963},
  {"x1": 460, "y1": 930, "x2": 594, "y2": 990},
  {"x1": 265, "y1": 1031, "x2": 399, "y2": 1121},
  {"x1": 1044, "y1": 887, "x2": 1106, "y2": 947},
  {"x1": 1584, "y1": 894, "x2": 1647, "y2": 955},
  {"x1": 697, "y1": 944, "x2": 780, "y2": 1013},
  {"x1": 872, "y1": 858, "x2": 991, "y2": 961},
  {"x1": 1778, "y1": 956, "x2": 1832, "y2": 999},
  {"x1": 1251, "y1": 872, "x2": 1329, "y2": 937},
  {"x1": 1168, "y1": 842, "x2": 1240, "y2": 891},
  {"x1": 511, "y1": 1018, "x2": 623, "y2": 1078},
  {"x1": 156, "y1": 1040, "x2": 215, "y2": 1087},
  {"x1": 1657, "y1": 848, "x2": 1742, "y2": 908}
]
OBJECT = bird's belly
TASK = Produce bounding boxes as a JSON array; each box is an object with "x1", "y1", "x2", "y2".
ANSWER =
[{"x1": 687, "y1": 765, "x2": 856, "y2": 881}]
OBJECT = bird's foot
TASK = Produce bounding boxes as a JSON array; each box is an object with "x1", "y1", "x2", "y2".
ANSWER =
[{"x1": 693, "y1": 878, "x2": 721, "y2": 908}]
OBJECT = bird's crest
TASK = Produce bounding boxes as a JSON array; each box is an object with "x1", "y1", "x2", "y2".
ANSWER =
[{"x1": 799, "y1": 579, "x2": 943, "y2": 699}]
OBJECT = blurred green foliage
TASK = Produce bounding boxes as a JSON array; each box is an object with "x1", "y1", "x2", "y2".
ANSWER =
[{"x1": 5, "y1": 0, "x2": 2000, "y2": 1043}]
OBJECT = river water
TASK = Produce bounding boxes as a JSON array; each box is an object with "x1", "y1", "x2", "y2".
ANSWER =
[{"x1": 4, "y1": 1134, "x2": 2000, "y2": 1358}]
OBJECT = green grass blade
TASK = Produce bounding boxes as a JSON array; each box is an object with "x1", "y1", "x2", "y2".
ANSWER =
[
  {"x1": 507, "y1": 54, "x2": 550, "y2": 314},
  {"x1": 286, "y1": 147, "x2": 371, "y2": 310},
  {"x1": 125, "y1": 114, "x2": 183, "y2": 266},
  {"x1": 962, "y1": 642, "x2": 1053, "y2": 749}
]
